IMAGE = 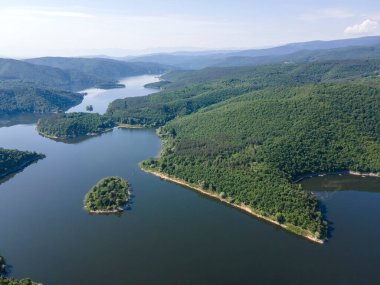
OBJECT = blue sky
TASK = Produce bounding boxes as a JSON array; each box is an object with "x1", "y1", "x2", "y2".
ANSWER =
[{"x1": 0, "y1": 0, "x2": 379, "y2": 57}]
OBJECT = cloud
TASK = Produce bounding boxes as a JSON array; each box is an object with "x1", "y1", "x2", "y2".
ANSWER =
[
  {"x1": 344, "y1": 19, "x2": 378, "y2": 35},
  {"x1": 301, "y1": 8, "x2": 354, "y2": 21}
]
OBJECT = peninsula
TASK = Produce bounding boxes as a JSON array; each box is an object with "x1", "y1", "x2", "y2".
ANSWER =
[{"x1": 0, "y1": 148, "x2": 45, "y2": 180}]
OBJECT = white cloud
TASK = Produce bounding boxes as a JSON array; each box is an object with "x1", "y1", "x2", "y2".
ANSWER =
[{"x1": 344, "y1": 19, "x2": 378, "y2": 35}]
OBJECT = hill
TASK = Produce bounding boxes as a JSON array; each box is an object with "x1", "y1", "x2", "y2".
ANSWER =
[
  {"x1": 127, "y1": 36, "x2": 380, "y2": 69},
  {"x1": 106, "y1": 59, "x2": 380, "y2": 126},
  {"x1": 0, "y1": 81, "x2": 83, "y2": 115},
  {"x1": 25, "y1": 57, "x2": 173, "y2": 81},
  {"x1": 0, "y1": 58, "x2": 108, "y2": 91}
]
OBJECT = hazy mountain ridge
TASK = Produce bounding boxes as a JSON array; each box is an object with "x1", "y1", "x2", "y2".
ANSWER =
[{"x1": 126, "y1": 36, "x2": 380, "y2": 69}]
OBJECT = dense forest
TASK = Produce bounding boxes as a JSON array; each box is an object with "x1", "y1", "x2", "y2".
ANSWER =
[
  {"x1": 107, "y1": 59, "x2": 380, "y2": 127},
  {"x1": 0, "y1": 148, "x2": 45, "y2": 179},
  {"x1": 36, "y1": 112, "x2": 116, "y2": 139},
  {"x1": 0, "y1": 81, "x2": 83, "y2": 115},
  {"x1": 22, "y1": 55, "x2": 380, "y2": 240},
  {"x1": 0, "y1": 57, "x2": 172, "y2": 117},
  {"x1": 84, "y1": 176, "x2": 130, "y2": 213},
  {"x1": 25, "y1": 57, "x2": 172, "y2": 82},
  {"x1": 136, "y1": 61, "x2": 379, "y2": 240}
]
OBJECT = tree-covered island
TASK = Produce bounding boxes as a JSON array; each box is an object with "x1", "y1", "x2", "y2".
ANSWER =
[{"x1": 84, "y1": 176, "x2": 130, "y2": 214}]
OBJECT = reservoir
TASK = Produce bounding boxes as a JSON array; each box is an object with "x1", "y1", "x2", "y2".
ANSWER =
[{"x1": 0, "y1": 75, "x2": 379, "y2": 285}]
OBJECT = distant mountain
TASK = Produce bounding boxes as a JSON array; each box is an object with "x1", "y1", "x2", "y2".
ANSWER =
[
  {"x1": 214, "y1": 44, "x2": 380, "y2": 67},
  {"x1": 0, "y1": 58, "x2": 107, "y2": 91},
  {"x1": 127, "y1": 36, "x2": 380, "y2": 69},
  {"x1": 25, "y1": 57, "x2": 173, "y2": 81},
  {"x1": 230, "y1": 36, "x2": 380, "y2": 58}
]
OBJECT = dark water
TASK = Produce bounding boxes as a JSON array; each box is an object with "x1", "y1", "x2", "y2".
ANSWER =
[{"x1": 1, "y1": 77, "x2": 380, "y2": 285}]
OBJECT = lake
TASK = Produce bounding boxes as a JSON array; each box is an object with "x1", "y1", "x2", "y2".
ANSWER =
[{"x1": 0, "y1": 75, "x2": 379, "y2": 285}]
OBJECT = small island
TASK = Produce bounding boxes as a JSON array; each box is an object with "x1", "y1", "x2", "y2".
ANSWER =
[{"x1": 84, "y1": 176, "x2": 130, "y2": 214}]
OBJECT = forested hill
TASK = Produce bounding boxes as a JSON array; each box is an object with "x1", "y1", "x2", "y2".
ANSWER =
[
  {"x1": 127, "y1": 36, "x2": 380, "y2": 69},
  {"x1": 214, "y1": 44, "x2": 380, "y2": 67},
  {"x1": 0, "y1": 58, "x2": 108, "y2": 91},
  {"x1": 0, "y1": 81, "x2": 83, "y2": 115},
  {"x1": 36, "y1": 58, "x2": 380, "y2": 240},
  {"x1": 139, "y1": 70, "x2": 380, "y2": 241},
  {"x1": 107, "y1": 59, "x2": 380, "y2": 126},
  {"x1": 24, "y1": 57, "x2": 173, "y2": 81}
]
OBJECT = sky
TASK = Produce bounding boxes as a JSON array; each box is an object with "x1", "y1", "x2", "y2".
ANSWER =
[{"x1": 0, "y1": 0, "x2": 380, "y2": 58}]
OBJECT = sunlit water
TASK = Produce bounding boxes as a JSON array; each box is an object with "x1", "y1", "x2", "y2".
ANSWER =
[
  {"x1": 0, "y1": 76, "x2": 379, "y2": 285},
  {"x1": 67, "y1": 75, "x2": 160, "y2": 114}
]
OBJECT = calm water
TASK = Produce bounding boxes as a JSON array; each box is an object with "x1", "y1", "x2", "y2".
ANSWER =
[
  {"x1": 0, "y1": 76, "x2": 380, "y2": 285},
  {"x1": 68, "y1": 75, "x2": 160, "y2": 114}
]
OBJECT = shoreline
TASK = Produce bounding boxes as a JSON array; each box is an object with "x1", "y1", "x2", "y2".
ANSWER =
[
  {"x1": 141, "y1": 166, "x2": 325, "y2": 244},
  {"x1": 294, "y1": 170, "x2": 380, "y2": 183},
  {"x1": 0, "y1": 156, "x2": 44, "y2": 180},
  {"x1": 87, "y1": 208, "x2": 124, "y2": 214}
]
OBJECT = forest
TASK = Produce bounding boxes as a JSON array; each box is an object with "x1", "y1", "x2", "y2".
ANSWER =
[
  {"x1": 135, "y1": 60, "x2": 380, "y2": 240},
  {"x1": 23, "y1": 57, "x2": 380, "y2": 240},
  {"x1": 107, "y1": 59, "x2": 380, "y2": 127},
  {"x1": 0, "y1": 148, "x2": 45, "y2": 179},
  {"x1": 0, "y1": 81, "x2": 83, "y2": 115},
  {"x1": 84, "y1": 176, "x2": 130, "y2": 213},
  {"x1": 36, "y1": 112, "x2": 116, "y2": 139}
]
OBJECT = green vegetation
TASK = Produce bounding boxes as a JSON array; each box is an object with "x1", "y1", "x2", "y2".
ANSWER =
[
  {"x1": 0, "y1": 256, "x2": 38, "y2": 285},
  {"x1": 0, "y1": 148, "x2": 45, "y2": 179},
  {"x1": 0, "y1": 277, "x2": 39, "y2": 285},
  {"x1": 86, "y1": 105, "x2": 93, "y2": 112},
  {"x1": 107, "y1": 59, "x2": 380, "y2": 127},
  {"x1": 129, "y1": 36, "x2": 380, "y2": 69},
  {"x1": 144, "y1": 80, "x2": 172, "y2": 89},
  {"x1": 84, "y1": 176, "x2": 130, "y2": 213},
  {"x1": 0, "y1": 57, "x2": 172, "y2": 116},
  {"x1": 36, "y1": 112, "x2": 116, "y2": 139},
  {"x1": 95, "y1": 82, "x2": 125, "y2": 89},
  {"x1": 0, "y1": 81, "x2": 83, "y2": 115},
  {"x1": 31, "y1": 57, "x2": 380, "y2": 241},
  {"x1": 24, "y1": 57, "x2": 172, "y2": 82}
]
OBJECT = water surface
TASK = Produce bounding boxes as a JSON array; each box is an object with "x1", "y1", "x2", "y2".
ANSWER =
[
  {"x1": 0, "y1": 76, "x2": 380, "y2": 285},
  {"x1": 67, "y1": 75, "x2": 159, "y2": 114}
]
